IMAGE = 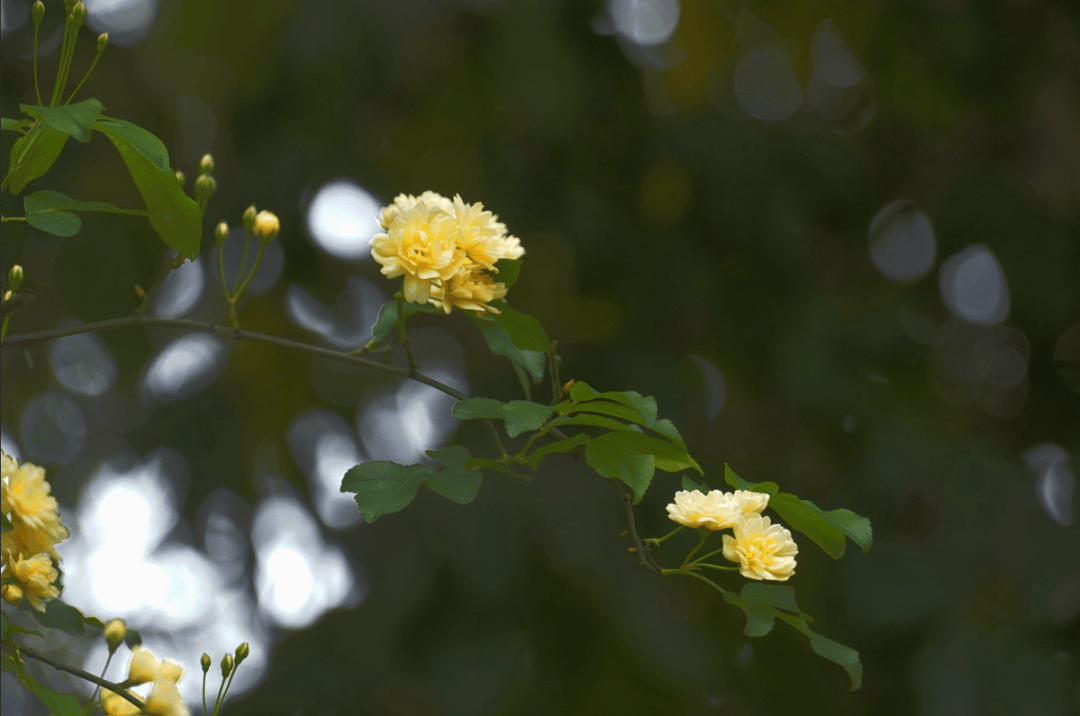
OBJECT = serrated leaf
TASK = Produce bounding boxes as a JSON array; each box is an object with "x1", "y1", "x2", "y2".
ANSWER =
[
  {"x1": 618, "y1": 391, "x2": 658, "y2": 425},
  {"x1": 680, "y1": 475, "x2": 708, "y2": 492},
  {"x1": 341, "y1": 461, "x2": 428, "y2": 523},
  {"x1": 424, "y1": 466, "x2": 482, "y2": 504},
  {"x1": 493, "y1": 258, "x2": 521, "y2": 287},
  {"x1": 776, "y1": 613, "x2": 863, "y2": 691},
  {"x1": 722, "y1": 464, "x2": 779, "y2": 495},
  {"x1": 451, "y1": 397, "x2": 505, "y2": 421},
  {"x1": 567, "y1": 401, "x2": 646, "y2": 426},
  {"x1": 92, "y1": 116, "x2": 169, "y2": 173},
  {"x1": 21, "y1": 99, "x2": 102, "y2": 142},
  {"x1": 7, "y1": 126, "x2": 68, "y2": 195},
  {"x1": 526, "y1": 434, "x2": 589, "y2": 469},
  {"x1": 94, "y1": 119, "x2": 201, "y2": 258},
  {"x1": 473, "y1": 317, "x2": 546, "y2": 382},
  {"x1": 426, "y1": 445, "x2": 471, "y2": 468},
  {"x1": 502, "y1": 400, "x2": 556, "y2": 438},
  {"x1": 650, "y1": 418, "x2": 685, "y2": 447},
  {"x1": 803, "y1": 503, "x2": 873, "y2": 554},
  {"x1": 568, "y1": 381, "x2": 602, "y2": 402}
]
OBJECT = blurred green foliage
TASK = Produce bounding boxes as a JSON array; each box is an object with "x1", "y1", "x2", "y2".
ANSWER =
[{"x1": 2, "y1": 0, "x2": 1078, "y2": 714}]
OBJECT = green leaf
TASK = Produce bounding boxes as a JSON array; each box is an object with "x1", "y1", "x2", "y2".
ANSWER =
[
  {"x1": 370, "y1": 301, "x2": 399, "y2": 343},
  {"x1": 21, "y1": 99, "x2": 102, "y2": 142},
  {"x1": 525, "y1": 434, "x2": 589, "y2": 469},
  {"x1": 426, "y1": 445, "x2": 471, "y2": 468},
  {"x1": 554, "y1": 413, "x2": 636, "y2": 432},
  {"x1": 93, "y1": 116, "x2": 169, "y2": 173},
  {"x1": 803, "y1": 503, "x2": 873, "y2": 554},
  {"x1": 94, "y1": 120, "x2": 202, "y2": 258},
  {"x1": 617, "y1": 391, "x2": 658, "y2": 425},
  {"x1": 1, "y1": 512, "x2": 12, "y2": 532},
  {"x1": 2, "y1": 118, "x2": 31, "y2": 132},
  {"x1": 424, "y1": 466, "x2": 483, "y2": 504},
  {"x1": 490, "y1": 303, "x2": 551, "y2": 354},
  {"x1": 650, "y1": 418, "x2": 686, "y2": 447},
  {"x1": 722, "y1": 464, "x2": 779, "y2": 495},
  {"x1": 680, "y1": 475, "x2": 709, "y2": 492},
  {"x1": 451, "y1": 397, "x2": 505, "y2": 421},
  {"x1": 465, "y1": 457, "x2": 531, "y2": 480},
  {"x1": 25, "y1": 678, "x2": 87, "y2": 716},
  {"x1": 740, "y1": 582, "x2": 806, "y2": 617},
  {"x1": 723, "y1": 592, "x2": 778, "y2": 637},
  {"x1": 568, "y1": 381, "x2": 602, "y2": 402},
  {"x1": 341, "y1": 461, "x2": 427, "y2": 523},
  {"x1": 7, "y1": 126, "x2": 68, "y2": 195},
  {"x1": 567, "y1": 401, "x2": 648, "y2": 426},
  {"x1": 23, "y1": 190, "x2": 134, "y2": 237},
  {"x1": 493, "y1": 258, "x2": 521, "y2": 287},
  {"x1": 776, "y1": 613, "x2": 863, "y2": 691},
  {"x1": 25, "y1": 598, "x2": 92, "y2": 636},
  {"x1": 1, "y1": 653, "x2": 17, "y2": 672},
  {"x1": 473, "y1": 317, "x2": 545, "y2": 382},
  {"x1": 586, "y1": 432, "x2": 655, "y2": 503},
  {"x1": 502, "y1": 400, "x2": 556, "y2": 438}
]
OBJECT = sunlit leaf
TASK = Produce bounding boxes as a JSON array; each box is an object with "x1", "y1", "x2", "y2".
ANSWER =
[
  {"x1": 585, "y1": 432, "x2": 655, "y2": 503},
  {"x1": 553, "y1": 413, "x2": 636, "y2": 432},
  {"x1": 20, "y1": 99, "x2": 102, "y2": 142},
  {"x1": 92, "y1": 116, "x2": 169, "y2": 173},
  {"x1": 24, "y1": 598, "x2": 98, "y2": 636},
  {"x1": 24, "y1": 678, "x2": 86, "y2": 716},
  {"x1": 7, "y1": 126, "x2": 68, "y2": 195},
  {"x1": 23, "y1": 190, "x2": 137, "y2": 237}
]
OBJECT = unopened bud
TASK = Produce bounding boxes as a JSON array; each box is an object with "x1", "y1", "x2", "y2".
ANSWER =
[
  {"x1": 124, "y1": 628, "x2": 142, "y2": 648},
  {"x1": 104, "y1": 619, "x2": 127, "y2": 653},
  {"x1": 201, "y1": 654, "x2": 212, "y2": 673},
  {"x1": 198, "y1": 154, "x2": 215, "y2": 175},
  {"x1": 234, "y1": 642, "x2": 250, "y2": 666},
  {"x1": 9, "y1": 265, "x2": 24, "y2": 292},
  {"x1": 97, "y1": 33, "x2": 109, "y2": 53},
  {"x1": 1, "y1": 584, "x2": 23, "y2": 607},
  {"x1": 2, "y1": 290, "x2": 12, "y2": 303},
  {"x1": 195, "y1": 174, "x2": 217, "y2": 205},
  {"x1": 220, "y1": 653, "x2": 234, "y2": 678},
  {"x1": 242, "y1": 204, "x2": 257, "y2": 231},
  {"x1": 32, "y1": 1, "x2": 45, "y2": 24},
  {"x1": 252, "y1": 210, "x2": 279, "y2": 245},
  {"x1": 214, "y1": 221, "x2": 229, "y2": 245},
  {"x1": 174, "y1": 169, "x2": 186, "y2": 188},
  {"x1": 71, "y1": 1, "x2": 86, "y2": 26}
]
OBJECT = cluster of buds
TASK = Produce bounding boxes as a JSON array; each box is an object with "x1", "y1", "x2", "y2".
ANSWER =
[
  {"x1": 370, "y1": 191, "x2": 524, "y2": 315},
  {"x1": 194, "y1": 153, "x2": 217, "y2": 215}
]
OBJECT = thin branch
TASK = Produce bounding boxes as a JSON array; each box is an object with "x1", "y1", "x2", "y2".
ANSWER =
[
  {"x1": 1, "y1": 314, "x2": 468, "y2": 401},
  {"x1": 1, "y1": 290, "x2": 36, "y2": 319},
  {"x1": 609, "y1": 480, "x2": 661, "y2": 573},
  {"x1": 16, "y1": 645, "x2": 146, "y2": 712}
]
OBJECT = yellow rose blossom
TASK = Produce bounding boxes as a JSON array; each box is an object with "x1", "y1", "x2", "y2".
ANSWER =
[
  {"x1": 9, "y1": 552, "x2": 60, "y2": 611},
  {"x1": 450, "y1": 195, "x2": 515, "y2": 270},
  {"x1": 377, "y1": 191, "x2": 454, "y2": 230},
  {"x1": 370, "y1": 201, "x2": 465, "y2": 304},
  {"x1": 114, "y1": 647, "x2": 190, "y2": 716},
  {"x1": 101, "y1": 689, "x2": 142, "y2": 716},
  {"x1": 1, "y1": 583, "x2": 24, "y2": 608},
  {"x1": 1, "y1": 451, "x2": 69, "y2": 561},
  {"x1": 666, "y1": 489, "x2": 769, "y2": 531},
  {"x1": 722, "y1": 514, "x2": 798, "y2": 581},
  {"x1": 431, "y1": 265, "x2": 508, "y2": 315}
]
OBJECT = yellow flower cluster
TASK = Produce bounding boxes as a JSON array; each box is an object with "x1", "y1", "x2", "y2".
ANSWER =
[
  {"x1": 1, "y1": 451, "x2": 68, "y2": 611},
  {"x1": 370, "y1": 191, "x2": 524, "y2": 315},
  {"x1": 667, "y1": 489, "x2": 798, "y2": 581},
  {"x1": 102, "y1": 646, "x2": 190, "y2": 716}
]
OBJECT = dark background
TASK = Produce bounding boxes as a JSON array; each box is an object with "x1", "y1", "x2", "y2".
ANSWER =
[{"x1": 2, "y1": 0, "x2": 1078, "y2": 714}]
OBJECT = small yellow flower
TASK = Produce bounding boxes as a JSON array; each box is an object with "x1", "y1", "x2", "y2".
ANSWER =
[
  {"x1": 370, "y1": 200, "x2": 465, "y2": 304},
  {"x1": 101, "y1": 688, "x2": 142, "y2": 716},
  {"x1": 722, "y1": 514, "x2": 798, "y2": 581},
  {"x1": 1, "y1": 451, "x2": 69, "y2": 561},
  {"x1": 431, "y1": 265, "x2": 508, "y2": 315},
  {"x1": 1, "y1": 584, "x2": 24, "y2": 607},
  {"x1": 105, "y1": 619, "x2": 128, "y2": 653},
  {"x1": 10, "y1": 553, "x2": 60, "y2": 611},
  {"x1": 665, "y1": 489, "x2": 769, "y2": 531},
  {"x1": 252, "y1": 210, "x2": 280, "y2": 245},
  {"x1": 145, "y1": 680, "x2": 189, "y2": 716},
  {"x1": 121, "y1": 647, "x2": 189, "y2": 716},
  {"x1": 377, "y1": 191, "x2": 453, "y2": 231}
]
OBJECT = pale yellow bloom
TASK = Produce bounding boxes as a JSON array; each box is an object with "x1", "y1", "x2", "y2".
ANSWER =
[
  {"x1": 378, "y1": 191, "x2": 454, "y2": 230},
  {"x1": 145, "y1": 680, "x2": 190, "y2": 716},
  {"x1": 450, "y1": 195, "x2": 509, "y2": 270},
  {"x1": 128, "y1": 646, "x2": 165, "y2": 685},
  {"x1": 10, "y1": 552, "x2": 60, "y2": 611},
  {"x1": 370, "y1": 201, "x2": 465, "y2": 304},
  {"x1": 431, "y1": 265, "x2": 508, "y2": 315},
  {"x1": 666, "y1": 489, "x2": 769, "y2": 531},
  {"x1": 722, "y1": 514, "x2": 798, "y2": 581},
  {"x1": 1, "y1": 451, "x2": 68, "y2": 561},
  {"x1": 1, "y1": 584, "x2": 24, "y2": 607},
  {"x1": 101, "y1": 688, "x2": 142, "y2": 716},
  {"x1": 120, "y1": 647, "x2": 189, "y2": 716}
]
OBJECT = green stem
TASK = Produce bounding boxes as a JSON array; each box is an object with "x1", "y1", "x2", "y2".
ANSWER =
[
  {"x1": 51, "y1": 21, "x2": 78, "y2": 106},
  {"x1": 16, "y1": 644, "x2": 146, "y2": 712},
  {"x1": 688, "y1": 546, "x2": 729, "y2": 566},
  {"x1": 680, "y1": 529, "x2": 710, "y2": 569},
  {"x1": 217, "y1": 241, "x2": 231, "y2": 301},
  {"x1": 1, "y1": 314, "x2": 470, "y2": 400},
  {"x1": 202, "y1": 670, "x2": 209, "y2": 716},
  {"x1": 644, "y1": 525, "x2": 685, "y2": 546},
  {"x1": 0, "y1": 216, "x2": 27, "y2": 222},
  {"x1": 64, "y1": 50, "x2": 103, "y2": 105},
  {"x1": 232, "y1": 244, "x2": 265, "y2": 301},
  {"x1": 84, "y1": 651, "x2": 114, "y2": 716},
  {"x1": 662, "y1": 569, "x2": 728, "y2": 596},
  {"x1": 232, "y1": 229, "x2": 251, "y2": 296},
  {"x1": 691, "y1": 562, "x2": 740, "y2": 572},
  {"x1": 2, "y1": 120, "x2": 45, "y2": 193},
  {"x1": 33, "y1": 21, "x2": 42, "y2": 105},
  {"x1": 396, "y1": 295, "x2": 417, "y2": 375}
]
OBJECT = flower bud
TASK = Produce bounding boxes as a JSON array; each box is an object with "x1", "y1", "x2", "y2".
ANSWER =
[
  {"x1": 214, "y1": 221, "x2": 229, "y2": 245},
  {"x1": 234, "y1": 642, "x2": 250, "y2": 666},
  {"x1": 9, "y1": 265, "x2": 24, "y2": 292},
  {"x1": 174, "y1": 169, "x2": 186, "y2": 188},
  {"x1": 3, "y1": 290, "x2": 12, "y2": 303},
  {"x1": 252, "y1": 210, "x2": 279, "y2": 245},
  {"x1": 32, "y1": 1, "x2": 45, "y2": 24},
  {"x1": 220, "y1": 653, "x2": 234, "y2": 678},
  {"x1": 201, "y1": 653, "x2": 212, "y2": 673},
  {"x1": 1, "y1": 584, "x2": 24, "y2": 607},
  {"x1": 242, "y1": 204, "x2": 257, "y2": 231},
  {"x1": 195, "y1": 174, "x2": 218, "y2": 205},
  {"x1": 198, "y1": 154, "x2": 215, "y2": 175},
  {"x1": 104, "y1": 619, "x2": 127, "y2": 654},
  {"x1": 97, "y1": 33, "x2": 109, "y2": 53},
  {"x1": 71, "y1": 1, "x2": 86, "y2": 26}
]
